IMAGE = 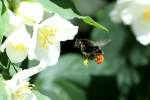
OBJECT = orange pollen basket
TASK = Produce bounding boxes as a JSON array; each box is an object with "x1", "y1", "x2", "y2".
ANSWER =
[{"x1": 96, "y1": 54, "x2": 104, "y2": 64}]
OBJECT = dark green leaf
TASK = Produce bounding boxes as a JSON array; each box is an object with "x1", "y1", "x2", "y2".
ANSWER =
[
  {"x1": 130, "y1": 47, "x2": 149, "y2": 66},
  {"x1": 36, "y1": 53, "x2": 117, "y2": 100},
  {"x1": 36, "y1": 54, "x2": 90, "y2": 87},
  {"x1": 50, "y1": 0, "x2": 77, "y2": 11},
  {"x1": 35, "y1": 78, "x2": 86, "y2": 100},
  {"x1": 1, "y1": 0, "x2": 7, "y2": 15},
  {"x1": 71, "y1": 0, "x2": 106, "y2": 15},
  {"x1": 9, "y1": 64, "x2": 22, "y2": 76},
  {"x1": 37, "y1": 0, "x2": 108, "y2": 31},
  {"x1": 117, "y1": 67, "x2": 140, "y2": 94},
  {"x1": 81, "y1": 16, "x2": 109, "y2": 32},
  {"x1": 54, "y1": 79, "x2": 86, "y2": 100}
]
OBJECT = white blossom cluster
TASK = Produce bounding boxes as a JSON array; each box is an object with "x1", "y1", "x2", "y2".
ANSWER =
[
  {"x1": 0, "y1": 1, "x2": 78, "y2": 100},
  {"x1": 110, "y1": 0, "x2": 150, "y2": 45}
]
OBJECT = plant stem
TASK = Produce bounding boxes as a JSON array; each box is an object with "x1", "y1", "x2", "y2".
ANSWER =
[{"x1": 11, "y1": 59, "x2": 47, "y2": 84}]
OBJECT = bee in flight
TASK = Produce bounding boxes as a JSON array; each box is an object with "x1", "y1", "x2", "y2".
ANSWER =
[{"x1": 74, "y1": 39, "x2": 111, "y2": 66}]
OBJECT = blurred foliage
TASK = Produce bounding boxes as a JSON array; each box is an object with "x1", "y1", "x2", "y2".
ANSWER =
[
  {"x1": 38, "y1": 0, "x2": 108, "y2": 31},
  {"x1": 0, "y1": 0, "x2": 149, "y2": 100},
  {"x1": 71, "y1": 0, "x2": 106, "y2": 15},
  {"x1": 33, "y1": 90, "x2": 50, "y2": 100},
  {"x1": 34, "y1": 0, "x2": 150, "y2": 100},
  {"x1": 91, "y1": 2, "x2": 150, "y2": 100}
]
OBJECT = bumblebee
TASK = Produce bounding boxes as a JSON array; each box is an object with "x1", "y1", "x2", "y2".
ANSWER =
[{"x1": 74, "y1": 39, "x2": 110, "y2": 66}]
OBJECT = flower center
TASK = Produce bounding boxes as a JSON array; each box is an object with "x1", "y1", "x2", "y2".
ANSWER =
[
  {"x1": 143, "y1": 8, "x2": 150, "y2": 21},
  {"x1": 11, "y1": 43, "x2": 27, "y2": 51},
  {"x1": 38, "y1": 26, "x2": 57, "y2": 48},
  {"x1": 15, "y1": 82, "x2": 34, "y2": 100}
]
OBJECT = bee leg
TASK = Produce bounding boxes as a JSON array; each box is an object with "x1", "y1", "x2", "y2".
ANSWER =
[{"x1": 83, "y1": 56, "x2": 89, "y2": 67}]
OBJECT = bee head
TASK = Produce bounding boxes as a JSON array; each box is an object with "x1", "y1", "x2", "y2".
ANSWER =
[
  {"x1": 74, "y1": 39, "x2": 82, "y2": 48},
  {"x1": 93, "y1": 46, "x2": 103, "y2": 54}
]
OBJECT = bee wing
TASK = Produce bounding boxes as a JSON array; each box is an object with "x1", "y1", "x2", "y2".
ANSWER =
[{"x1": 92, "y1": 39, "x2": 111, "y2": 48}]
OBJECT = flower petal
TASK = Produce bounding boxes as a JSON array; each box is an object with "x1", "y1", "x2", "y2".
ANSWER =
[
  {"x1": 132, "y1": 18, "x2": 150, "y2": 45},
  {"x1": 121, "y1": 8, "x2": 134, "y2": 25},
  {"x1": 15, "y1": 1, "x2": 43, "y2": 25},
  {"x1": 56, "y1": 25, "x2": 78, "y2": 41},
  {"x1": 110, "y1": 0, "x2": 132, "y2": 23},
  {"x1": 28, "y1": 24, "x2": 40, "y2": 60},
  {"x1": 47, "y1": 42, "x2": 60, "y2": 65},
  {"x1": 135, "y1": 0, "x2": 150, "y2": 4},
  {"x1": 34, "y1": 41, "x2": 60, "y2": 66},
  {"x1": 5, "y1": 26, "x2": 31, "y2": 63},
  {"x1": 30, "y1": 14, "x2": 77, "y2": 65},
  {"x1": 120, "y1": 1, "x2": 150, "y2": 25},
  {"x1": 41, "y1": 14, "x2": 78, "y2": 41},
  {"x1": 5, "y1": 10, "x2": 23, "y2": 36},
  {"x1": 25, "y1": 93, "x2": 37, "y2": 100}
]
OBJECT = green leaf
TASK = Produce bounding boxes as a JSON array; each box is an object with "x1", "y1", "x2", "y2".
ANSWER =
[
  {"x1": 33, "y1": 90, "x2": 51, "y2": 100},
  {"x1": 50, "y1": 0, "x2": 77, "y2": 11},
  {"x1": 117, "y1": 67, "x2": 140, "y2": 94},
  {"x1": 54, "y1": 79, "x2": 86, "y2": 100},
  {"x1": 35, "y1": 54, "x2": 91, "y2": 87},
  {"x1": 0, "y1": 7, "x2": 9, "y2": 45},
  {"x1": 38, "y1": 82, "x2": 72, "y2": 100},
  {"x1": 71, "y1": 0, "x2": 106, "y2": 15},
  {"x1": 35, "y1": 53, "x2": 121, "y2": 89},
  {"x1": 81, "y1": 16, "x2": 109, "y2": 32},
  {"x1": 36, "y1": 53, "x2": 115, "y2": 100},
  {"x1": 9, "y1": 64, "x2": 22, "y2": 76},
  {"x1": 130, "y1": 47, "x2": 149, "y2": 66},
  {"x1": 35, "y1": 53, "x2": 128, "y2": 100},
  {"x1": 1, "y1": 0, "x2": 7, "y2": 15},
  {"x1": 37, "y1": 0, "x2": 108, "y2": 31},
  {"x1": 35, "y1": 78, "x2": 86, "y2": 100}
]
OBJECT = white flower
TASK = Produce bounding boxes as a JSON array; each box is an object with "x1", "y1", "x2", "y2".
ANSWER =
[
  {"x1": 110, "y1": 0, "x2": 133, "y2": 23},
  {"x1": 1, "y1": 25, "x2": 31, "y2": 63},
  {"x1": 29, "y1": 14, "x2": 78, "y2": 66},
  {"x1": 5, "y1": 9, "x2": 23, "y2": 36},
  {"x1": 5, "y1": 79, "x2": 37, "y2": 100},
  {"x1": 110, "y1": 0, "x2": 150, "y2": 45},
  {"x1": 3, "y1": 61, "x2": 50, "y2": 100},
  {"x1": 15, "y1": 1, "x2": 43, "y2": 25}
]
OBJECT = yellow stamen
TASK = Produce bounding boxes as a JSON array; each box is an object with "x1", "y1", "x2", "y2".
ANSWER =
[
  {"x1": 38, "y1": 26, "x2": 57, "y2": 48},
  {"x1": 11, "y1": 43, "x2": 27, "y2": 51},
  {"x1": 143, "y1": 8, "x2": 150, "y2": 21},
  {"x1": 15, "y1": 82, "x2": 34, "y2": 100}
]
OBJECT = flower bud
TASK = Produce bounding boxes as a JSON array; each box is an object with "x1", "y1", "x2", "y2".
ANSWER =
[{"x1": 15, "y1": 1, "x2": 43, "y2": 25}]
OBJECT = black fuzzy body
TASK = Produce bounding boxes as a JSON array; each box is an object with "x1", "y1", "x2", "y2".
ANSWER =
[{"x1": 74, "y1": 39, "x2": 102, "y2": 59}]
